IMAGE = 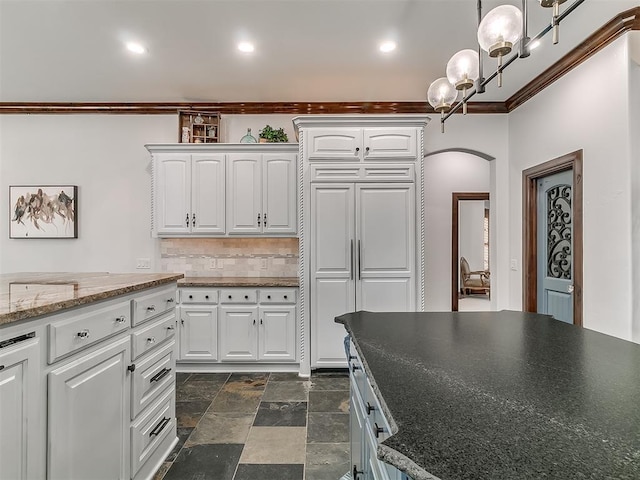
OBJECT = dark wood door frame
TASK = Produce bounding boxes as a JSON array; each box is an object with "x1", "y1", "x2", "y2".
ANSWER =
[
  {"x1": 451, "y1": 192, "x2": 490, "y2": 312},
  {"x1": 522, "y1": 150, "x2": 583, "y2": 326}
]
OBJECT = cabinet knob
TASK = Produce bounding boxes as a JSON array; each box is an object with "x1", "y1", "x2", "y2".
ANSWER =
[
  {"x1": 244, "y1": 295, "x2": 249, "y2": 299},
  {"x1": 355, "y1": 147, "x2": 360, "y2": 153},
  {"x1": 365, "y1": 146, "x2": 370, "y2": 154},
  {"x1": 257, "y1": 213, "x2": 261, "y2": 227},
  {"x1": 115, "y1": 316, "x2": 126, "y2": 324},
  {"x1": 192, "y1": 213, "x2": 196, "y2": 226},
  {"x1": 147, "y1": 337, "x2": 156, "y2": 344},
  {"x1": 205, "y1": 295, "x2": 209, "y2": 299},
  {"x1": 167, "y1": 298, "x2": 175, "y2": 303},
  {"x1": 263, "y1": 213, "x2": 267, "y2": 226},
  {"x1": 147, "y1": 305, "x2": 156, "y2": 312},
  {"x1": 77, "y1": 329, "x2": 90, "y2": 339},
  {"x1": 284, "y1": 295, "x2": 288, "y2": 299},
  {"x1": 189, "y1": 295, "x2": 193, "y2": 299},
  {"x1": 167, "y1": 325, "x2": 175, "y2": 331},
  {"x1": 351, "y1": 363, "x2": 361, "y2": 373},
  {"x1": 267, "y1": 295, "x2": 271, "y2": 299},
  {"x1": 127, "y1": 364, "x2": 136, "y2": 373},
  {"x1": 228, "y1": 295, "x2": 232, "y2": 299},
  {"x1": 253, "y1": 319, "x2": 256, "y2": 325}
]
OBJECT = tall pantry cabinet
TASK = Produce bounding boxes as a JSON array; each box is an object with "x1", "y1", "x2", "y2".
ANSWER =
[{"x1": 294, "y1": 115, "x2": 430, "y2": 372}]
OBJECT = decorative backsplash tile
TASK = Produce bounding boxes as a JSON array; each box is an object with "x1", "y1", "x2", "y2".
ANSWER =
[{"x1": 159, "y1": 238, "x2": 298, "y2": 277}]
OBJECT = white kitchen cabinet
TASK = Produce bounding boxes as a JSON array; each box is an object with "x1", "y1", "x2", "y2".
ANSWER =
[
  {"x1": 310, "y1": 183, "x2": 415, "y2": 368},
  {"x1": 0, "y1": 333, "x2": 41, "y2": 480},
  {"x1": 153, "y1": 152, "x2": 225, "y2": 235},
  {"x1": 259, "y1": 305, "x2": 297, "y2": 361},
  {"x1": 305, "y1": 127, "x2": 417, "y2": 162},
  {"x1": 227, "y1": 152, "x2": 297, "y2": 235},
  {"x1": 219, "y1": 306, "x2": 259, "y2": 361},
  {"x1": 179, "y1": 305, "x2": 218, "y2": 361},
  {"x1": 48, "y1": 335, "x2": 131, "y2": 480}
]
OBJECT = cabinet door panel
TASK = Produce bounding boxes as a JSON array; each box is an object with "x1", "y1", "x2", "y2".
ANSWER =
[
  {"x1": 48, "y1": 336, "x2": 130, "y2": 480},
  {"x1": 258, "y1": 306, "x2": 296, "y2": 362},
  {"x1": 155, "y1": 154, "x2": 191, "y2": 234},
  {"x1": 180, "y1": 306, "x2": 218, "y2": 361},
  {"x1": 219, "y1": 307, "x2": 258, "y2": 361},
  {"x1": 192, "y1": 154, "x2": 226, "y2": 234},
  {"x1": 0, "y1": 337, "x2": 40, "y2": 480},
  {"x1": 363, "y1": 128, "x2": 417, "y2": 160},
  {"x1": 306, "y1": 129, "x2": 362, "y2": 161},
  {"x1": 228, "y1": 154, "x2": 262, "y2": 234},
  {"x1": 359, "y1": 278, "x2": 413, "y2": 312},
  {"x1": 263, "y1": 154, "x2": 297, "y2": 234}
]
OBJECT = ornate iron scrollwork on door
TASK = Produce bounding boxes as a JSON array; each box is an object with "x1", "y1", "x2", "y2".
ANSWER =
[{"x1": 547, "y1": 184, "x2": 572, "y2": 279}]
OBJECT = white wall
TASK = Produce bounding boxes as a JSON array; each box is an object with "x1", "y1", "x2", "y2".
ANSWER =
[
  {"x1": 629, "y1": 32, "x2": 640, "y2": 343},
  {"x1": 508, "y1": 33, "x2": 635, "y2": 341},
  {"x1": 423, "y1": 151, "x2": 490, "y2": 311},
  {"x1": 459, "y1": 200, "x2": 486, "y2": 288}
]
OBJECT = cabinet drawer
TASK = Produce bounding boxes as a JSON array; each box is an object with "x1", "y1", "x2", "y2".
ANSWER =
[
  {"x1": 365, "y1": 378, "x2": 392, "y2": 443},
  {"x1": 220, "y1": 289, "x2": 257, "y2": 304},
  {"x1": 48, "y1": 299, "x2": 130, "y2": 363},
  {"x1": 258, "y1": 289, "x2": 296, "y2": 304},
  {"x1": 132, "y1": 286, "x2": 177, "y2": 326},
  {"x1": 131, "y1": 387, "x2": 175, "y2": 477},
  {"x1": 132, "y1": 313, "x2": 176, "y2": 360},
  {"x1": 132, "y1": 340, "x2": 175, "y2": 419},
  {"x1": 180, "y1": 288, "x2": 218, "y2": 304}
]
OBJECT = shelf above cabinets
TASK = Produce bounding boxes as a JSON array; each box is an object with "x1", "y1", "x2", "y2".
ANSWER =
[{"x1": 146, "y1": 144, "x2": 298, "y2": 238}]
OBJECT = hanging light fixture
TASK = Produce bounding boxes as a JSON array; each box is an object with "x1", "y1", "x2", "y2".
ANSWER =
[
  {"x1": 446, "y1": 49, "x2": 480, "y2": 115},
  {"x1": 540, "y1": 0, "x2": 567, "y2": 44},
  {"x1": 477, "y1": 4, "x2": 523, "y2": 87},
  {"x1": 427, "y1": 77, "x2": 457, "y2": 133}
]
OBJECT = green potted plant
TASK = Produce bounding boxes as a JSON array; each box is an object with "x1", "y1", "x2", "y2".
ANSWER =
[{"x1": 258, "y1": 125, "x2": 289, "y2": 143}]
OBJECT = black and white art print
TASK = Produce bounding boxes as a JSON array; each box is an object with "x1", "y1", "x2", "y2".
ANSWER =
[{"x1": 9, "y1": 185, "x2": 78, "y2": 238}]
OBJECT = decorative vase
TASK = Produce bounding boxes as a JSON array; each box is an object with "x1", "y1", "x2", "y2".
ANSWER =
[{"x1": 240, "y1": 128, "x2": 257, "y2": 143}]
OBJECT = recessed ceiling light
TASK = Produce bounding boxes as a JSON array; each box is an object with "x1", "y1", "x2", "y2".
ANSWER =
[
  {"x1": 238, "y1": 42, "x2": 255, "y2": 53},
  {"x1": 126, "y1": 42, "x2": 146, "y2": 54},
  {"x1": 379, "y1": 41, "x2": 396, "y2": 53}
]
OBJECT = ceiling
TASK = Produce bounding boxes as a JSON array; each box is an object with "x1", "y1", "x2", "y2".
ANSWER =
[{"x1": 0, "y1": 0, "x2": 637, "y2": 104}]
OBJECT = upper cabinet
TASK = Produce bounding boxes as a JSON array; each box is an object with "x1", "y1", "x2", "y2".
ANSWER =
[
  {"x1": 305, "y1": 127, "x2": 417, "y2": 162},
  {"x1": 227, "y1": 152, "x2": 297, "y2": 235},
  {"x1": 146, "y1": 144, "x2": 298, "y2": 237}
]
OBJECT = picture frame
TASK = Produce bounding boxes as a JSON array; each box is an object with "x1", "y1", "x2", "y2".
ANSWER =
[{"x1": 9, "y1": 185, "x2": 78, "y2": 239}]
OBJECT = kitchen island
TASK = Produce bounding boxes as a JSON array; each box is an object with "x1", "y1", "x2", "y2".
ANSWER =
[
  {"x1": 0, "y1": 272, "x2": 183, "y2": 480},
  {"x1": 337, "y1": 310, "x2": 640, "y2": 480}
]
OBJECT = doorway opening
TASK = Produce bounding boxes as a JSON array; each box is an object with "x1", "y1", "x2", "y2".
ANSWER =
[
  {"x1": 522, "y1": 150, "x2": 583, "y2": 325},
  {"x1": 452, "y1": 192, "x2": 490, "y2": 312}
]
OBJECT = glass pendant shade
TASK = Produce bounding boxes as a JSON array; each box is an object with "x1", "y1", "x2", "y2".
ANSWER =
[
  {"x1": 477, "y1": 5, "x2": 523, "y2": 57},
  {"x1": 427, "y1": 77, "x2": 457, "y2": 112},
  {"x1": 446, "y1": 49, "x2": 479, "y2": 90}
]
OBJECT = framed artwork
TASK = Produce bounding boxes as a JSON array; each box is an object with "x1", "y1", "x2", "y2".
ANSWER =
[{"x1": 9, "y1": 185, "x2": 78, "y2": 238}]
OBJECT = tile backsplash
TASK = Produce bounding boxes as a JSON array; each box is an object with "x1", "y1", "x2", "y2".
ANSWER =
[{"x1": 159, "y1": 238, "x2": 298, "y2": 277}]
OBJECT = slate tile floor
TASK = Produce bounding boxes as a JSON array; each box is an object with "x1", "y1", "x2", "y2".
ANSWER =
[{"x1": 155, "y1": 371, "x2": 350, "y2": 480}]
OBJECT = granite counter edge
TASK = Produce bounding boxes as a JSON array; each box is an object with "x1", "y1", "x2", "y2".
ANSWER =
[
  {"x1": 179, "y1": 277, "x2": 299, "y2": 287},
  {"x1": 336, "y1": 315, "x2": 437, "y2": 480},
  {"x1": 1, "y1": 275, "x2": 183, "y2": 327}
]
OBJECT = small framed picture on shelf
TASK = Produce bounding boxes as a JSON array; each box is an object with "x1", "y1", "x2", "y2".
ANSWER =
[{"x1": 178, "y1": 110, "x2": 220, "y2": 143}]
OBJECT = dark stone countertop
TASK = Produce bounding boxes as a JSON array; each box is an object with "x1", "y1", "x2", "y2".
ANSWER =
[
  {"x1": 0, "y1": 272, "x2": 184, "y2": 326},
  {"x1": 178, "y1": 276, "x2": 299, "y2": 287},
  {"x1": 336, "y1": 310, "x2": 640, "y2": 480}
]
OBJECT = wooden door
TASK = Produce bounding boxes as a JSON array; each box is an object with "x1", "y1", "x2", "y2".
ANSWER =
[
  {"x1": 310, "y1": 183, "x2": 356, "y2": 368},
  {"x1": 191, "y1": 154, "x2": 226, "y2": 234},
  {"x1": 227, "y1": 153, "x2": 262, "y2": 234},
  {"x1": 263, "y1": 154, "x2": 297, "y2": 234},
  {"x1": 48, "y1": 336, "x2": 130, "y2": 480},
  {"x1": 356, "y1": 184, "x2": 415, "y2": 312}
]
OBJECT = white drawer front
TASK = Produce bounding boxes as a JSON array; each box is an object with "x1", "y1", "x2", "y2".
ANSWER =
[
  {"x1": 180, "y1": 288, "x2": 218, "y2": 304},
  {"x1": 48, "y1": 299, "x2": 130, "y2": 363},
  {"x1": 132, "y1": 286, "x2": 177, "y2": 326},
  {"x1": 132, "y1": 313, "x2": 176, "y2": 360},
  {"x1": 131, "y1": 387, "x2": 175, "y2": 477},
  {"x1": 219, "y1": 289, "x2": 257, "y2": 304},
  {"x1": 131, "y1": 340, "x2": 175, "y2": 419},
  {"x1": 259, "y1": 288, "x2": 297, "y2": 304}
]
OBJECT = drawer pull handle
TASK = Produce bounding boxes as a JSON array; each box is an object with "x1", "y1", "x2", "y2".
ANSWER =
[
  {"x1": 353, "y1": 465, "x2": 363, "y2": 479},
  {"x1": 127, "y1": 364, "x2": 136, "y2": 373},
  {"x1": 149, "y1": 417, "x2": 171, "y2": 437},
  {"x1": 167, "y1": 325, "x2": 175, "y2": 331},
  {"x1": 167, "y1": 298, "x2": 175, "y2": 303},
  {"x1": 374, "y1": 422, "x2": 384, "y2": 438},
  {"x1": 0, "y1": 365, "x2": 5, "y2": 371},
  {"x1": 147, "y1": 305, "x2": 156, "y2": 312},
  {"x1": 147, "y1": 337, "x2": 156, "y2": 344},
  {"x1": 115, "y1": 316, "x2": 126, "y2": 324},
  {"x1": 351, "y1": 363, "x2": 361, "y2": 372},
  {"x1": 366, "y1": 402, "x2": 375, "y2": 415},
  {"x1": 150, "y1": 367, "x2": 172, "y2": 383},
  {"x1": 77, "y1": 330, "x2": 90, "y2": 339}
]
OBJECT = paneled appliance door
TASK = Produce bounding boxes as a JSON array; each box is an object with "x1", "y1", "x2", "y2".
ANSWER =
[{"x1": 310, "y1": 183, "x2": 415, "y2": 368}]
